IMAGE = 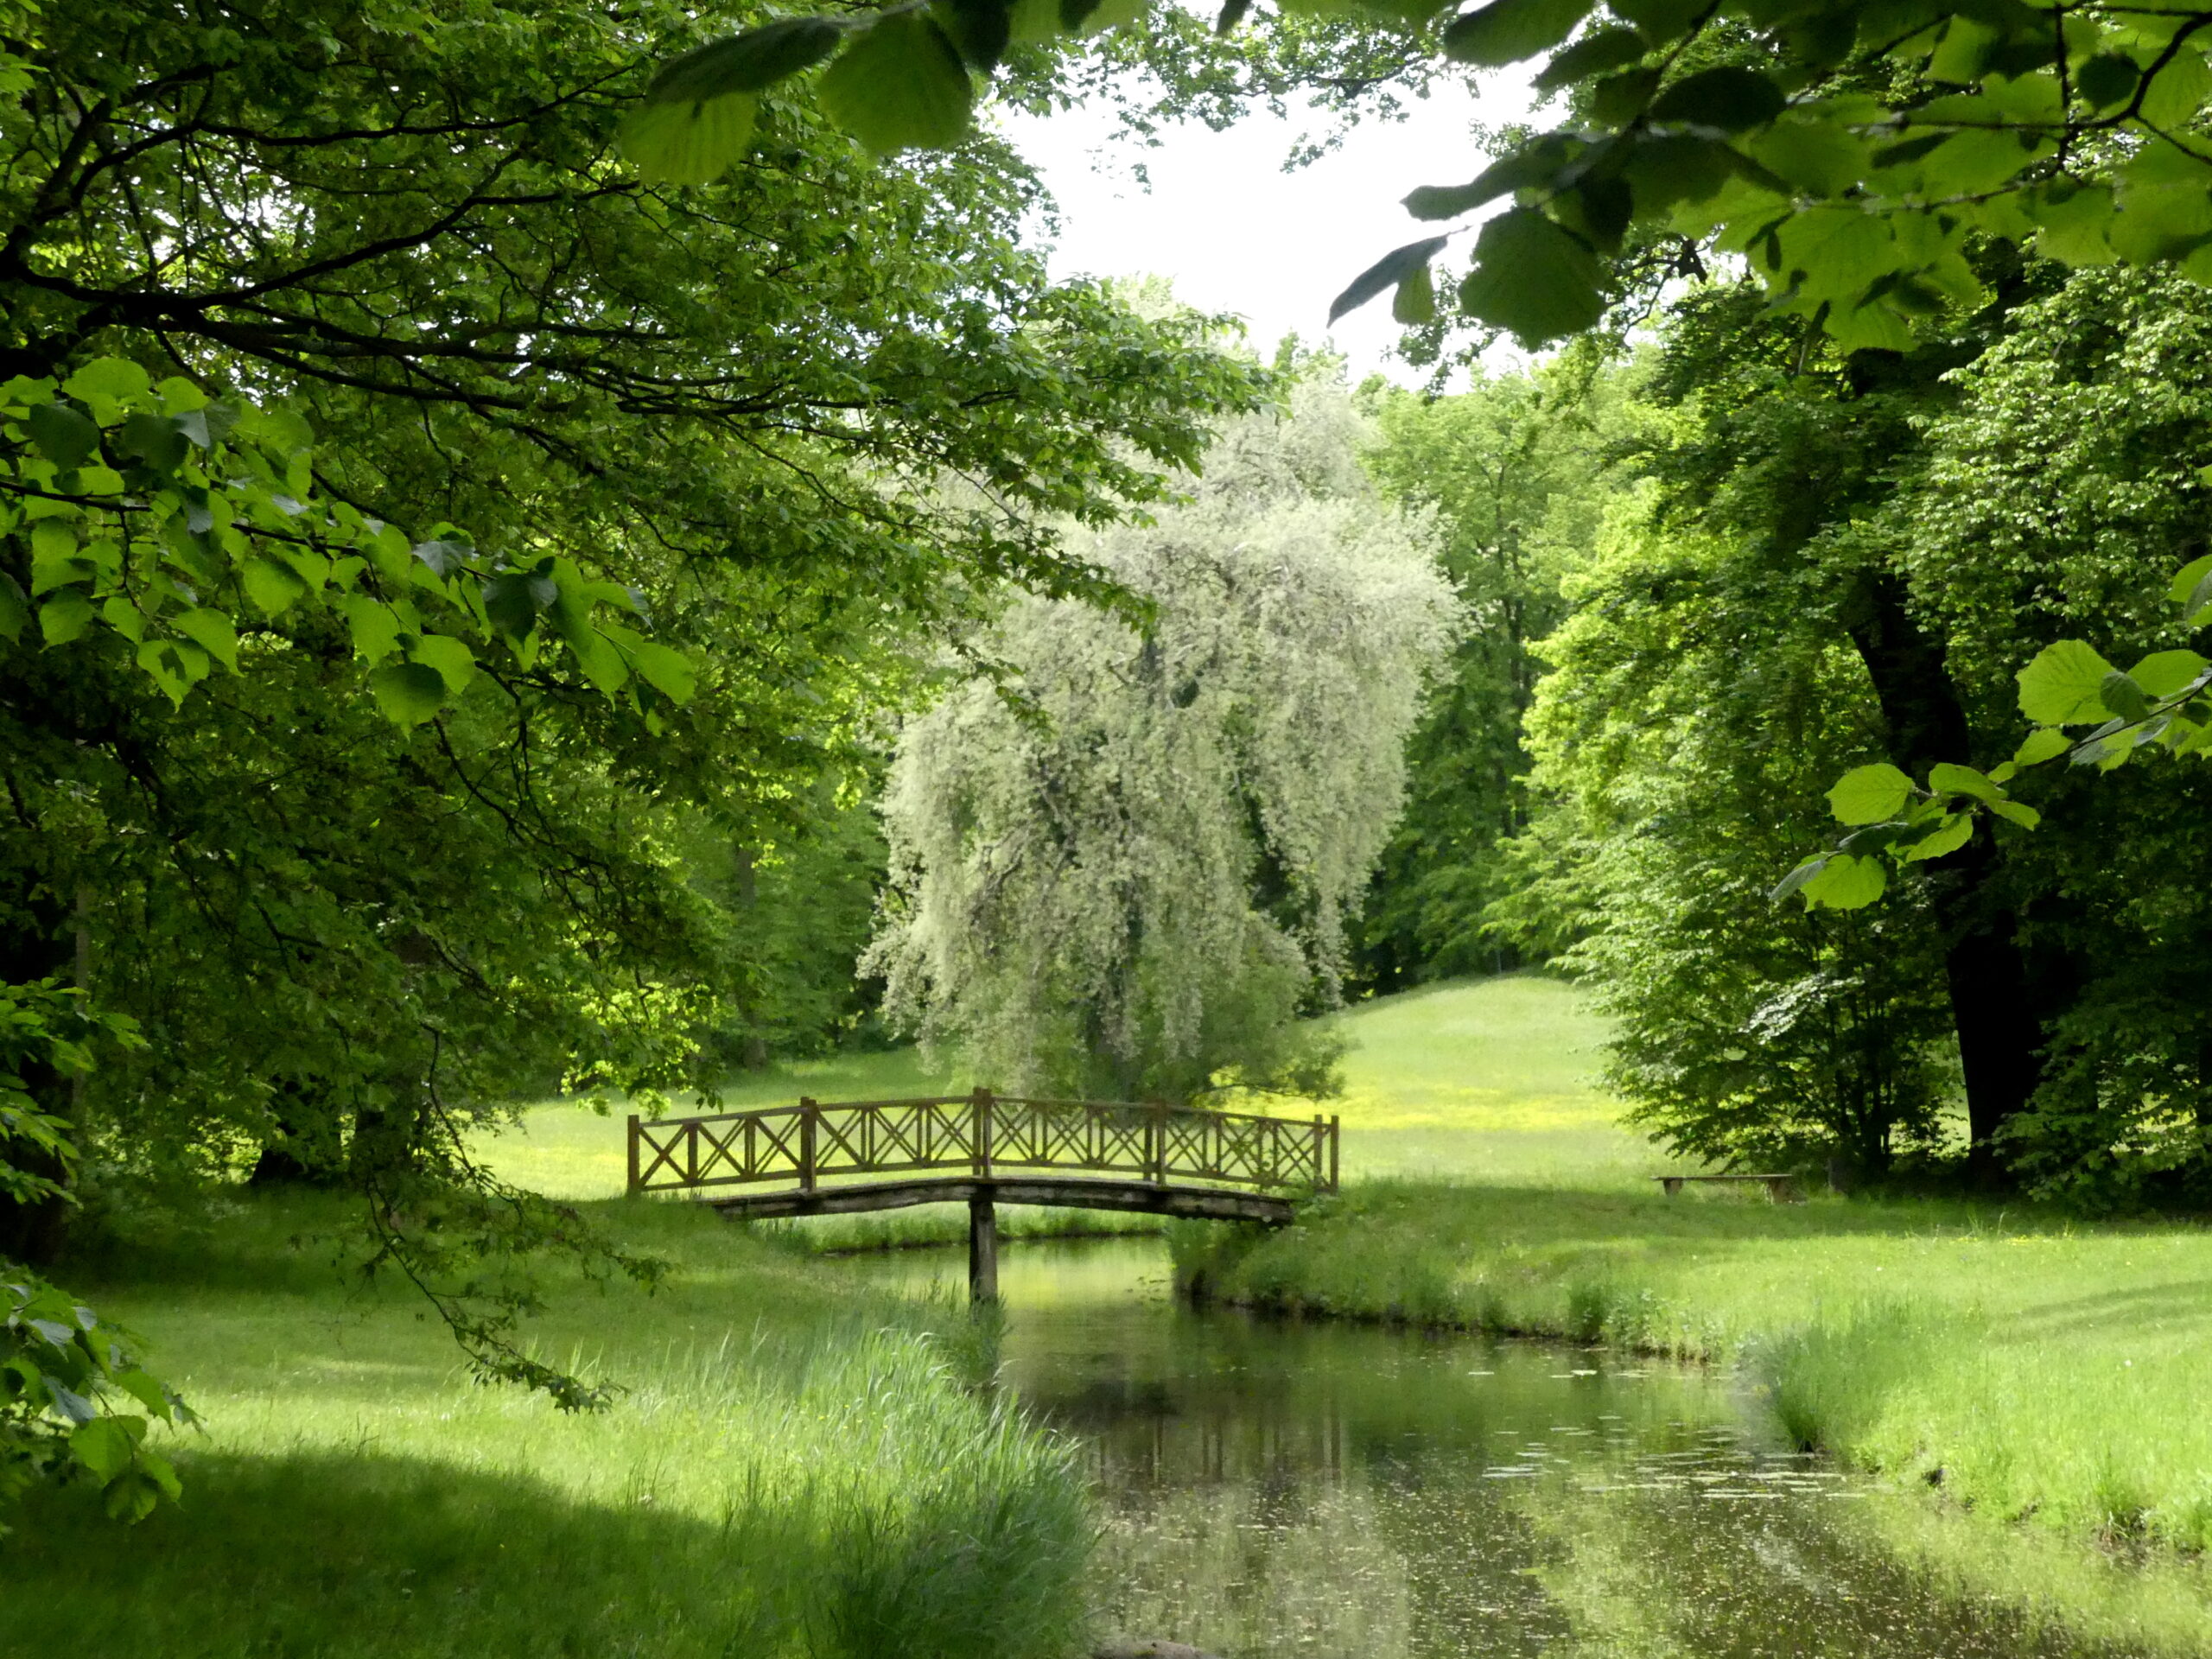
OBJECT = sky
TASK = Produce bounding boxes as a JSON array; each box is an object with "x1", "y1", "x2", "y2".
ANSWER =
[{"x1": 996, "y1": 71, "x2": 1538, "y2": 385}]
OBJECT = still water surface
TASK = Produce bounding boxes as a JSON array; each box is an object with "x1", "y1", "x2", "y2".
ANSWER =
[{"x1": 851, "y1": 1236, "x2": 2180, "y2": 1659}]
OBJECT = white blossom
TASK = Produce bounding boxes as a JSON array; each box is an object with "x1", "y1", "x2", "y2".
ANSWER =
[{"x1": 863, "y1": 375, "x2": 1463, "y2": 1100}]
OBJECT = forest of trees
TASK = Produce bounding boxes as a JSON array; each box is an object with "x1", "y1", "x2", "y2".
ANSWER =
[{"x1": 15, "y1": 0, "x2": 2212, "y2": 1530}]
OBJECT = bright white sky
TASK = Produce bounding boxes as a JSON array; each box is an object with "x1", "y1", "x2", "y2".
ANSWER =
[{"x1": 996, "y1": 69, "x2": 1538, "y2": 384}]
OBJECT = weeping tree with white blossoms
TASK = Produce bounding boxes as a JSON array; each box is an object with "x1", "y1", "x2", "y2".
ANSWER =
[{"x1": 864, "y1": 372, "x2": 1462, "y2": 1103}]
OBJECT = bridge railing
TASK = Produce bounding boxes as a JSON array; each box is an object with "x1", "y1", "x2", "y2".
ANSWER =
[{"x1": 626, "y1": 1089, "x2": 1339, "y2": 1198}]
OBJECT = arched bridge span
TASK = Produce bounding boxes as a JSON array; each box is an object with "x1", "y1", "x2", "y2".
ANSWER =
[{"x1": 626, "y1": 1090, "x2": 1339, "y2": 1300}]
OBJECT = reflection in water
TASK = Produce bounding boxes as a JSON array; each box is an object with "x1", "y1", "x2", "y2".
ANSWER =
[{"x1": 850, "y1": 1238, "x2": 2199, "y2": 1659}]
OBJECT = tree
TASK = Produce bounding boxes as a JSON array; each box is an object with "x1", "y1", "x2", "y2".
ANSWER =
[
  {"x1": 0, "y1": 0, "x2": 1269, "y2": 1516},
  {"x1": 1352, "y1": 351, "x2": 1645, "y2": 988},
  {"x1": 866, "y1": 370, "x2": 1460, "y2": 1100},
  {"x1": 1516, "y1": 470, "x2": 1959, "y2": 1179}
]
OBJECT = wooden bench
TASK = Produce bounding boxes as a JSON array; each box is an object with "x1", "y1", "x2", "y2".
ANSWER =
[{"x1": 1655, "y1": 1173, "x2": 1802, "y2": 1203}]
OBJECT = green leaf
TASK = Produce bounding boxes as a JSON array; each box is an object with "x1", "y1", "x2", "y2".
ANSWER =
[
  {"x1": 1769, "y1": 855, "x2": 1827, "y2": 905},
  {"x1": 2030, "y1": 181, "x2": 2118, "y2": 266},
  {"x1": 112, "y1": 1367, "x2": 173, "y2": 1420},
  {"x1": 2017, "y1": 639, "x2": 2117, "y2": 723},
  {"x1": 2074, "y1": 52, "x2": 2139, "y2": 111},
  {"x1": 370, "y1": 662, "x2": 450, "y2": 728},
  {"x1": 1902, "y1": 812, "x2": 1974, "y2": 861},
  {"x1": 632, "y1": 641, "x2": 697, "y2": 703},
  {"x1": 118, "y1": 410, "x2": 188, "y2": 474},
  {"x1": 1750, "y1": 120, "x2": 1872, "y2": 196},
  {"x1": 61, "y1": 358, "x2": 151, "y2": 407},
  {"x1": 1455, "y1": 209, "x2": 1605, "y2": 346},
  {"x1": 2012, "y1": 727, "x2": 2072, "y2": 766},
  {"x1": 817, "y1": 13, "x2": 975, "y2": 157},
  {"x1": 1926, "y1": 760, "x2": 2000, "y2": 804},
  {"x1": 1916, "y1": 129, "x2": 2046, "y2": 199},
  {"x1": 68, "y1": 1414, "x2": 145, "y2": 1482},
  {"x1": 2170, "y1": 552, "x2": 2212, "y2": 623},
  {"x1": 1441, "y1": 0, "x2": 1592, "y2": 66},
  {"x1": 1648, "y1": 67, "x2": 1785, "y2": 132},
  {"x1": 1392, "y1": 263, "x2": 1438, "y2": 323},
  {"x1": 485, "y1": 567, "x2": 560, "y2": 639},
  {"x1": 620, "y1": 94, "x2": 760, "y2": 187},
  {"x1": 1773, "y1": 207, "x2": 1895, "y2": 306},
  {"x1": 937, "y1": 0, "x2": 1015, "y2": 71},
  {"x1": 23, "y1": 401, "x2": 99, "y2": 469},
  {"x1": 1402, "y1": 140, "x2": 1574, "y2": 221},
  {"x1": 1827, "y1": 761, "x2": 1913, "y2": 824},
  {"x1": 1801, "y1": 852, "x2": 1888, "y2": 909},
  {"x1": 103, "y1": 1469, "x2": 161, "y2": 1524},
  {"x1": 1590, "y1": 66, "x2": 1661, "y2": 125},
  {"x1": 409, "y1": 633, "x2": 477, "y2": 696},
  {"x1": 169, "y1": 608, "x2": 238, "y2": 673},
  {"x1": 1532, "y1": 26, "x2": 1646, "y2": 92},
  {"x1": 645, "y1": 18, "x2": 848, "y2": 102},
  {"x1": 342, "y1": 595, "x2": 404, "y2": 663},
  {"x1": 243, "y1": 556, "x2": 311, "y2": 616},
  {"x1": 2100, "y1": 669, "x2": 2152, "y2": 722},
  {"x1": 2129, "y1": 648, "x2": 2210, "y2": 699},
  {"x1": 1330, "y1": 236, "x2": 1448, "y2": 324},
  {"x1": 1988, "y1": 798, "x2": 2042, "y2": 830},
  {"x1": 136, "y1": 638, "x2": 209, "y2": 707},
  {"x1": 2139, "y1": 43, "x2": 2212, "y2": 130},
  {"x1": 1608, "y1": 0, "x2": 1701, "y2": 44},
  {"x1": 39, "y1": 591, "x2": 92, "y2": 646}
]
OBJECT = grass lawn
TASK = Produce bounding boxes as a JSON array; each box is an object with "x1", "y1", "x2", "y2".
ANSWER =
[
  {"x1": 16, "y1": 1192, "x2": 1089, "y2": 1659},
  {"x1": 478, "y1": 972, "x2": 2212, "y2": 1572},
  {"x1": 1276, "y1": 970, "x2": 1669, "y2": 1183}
]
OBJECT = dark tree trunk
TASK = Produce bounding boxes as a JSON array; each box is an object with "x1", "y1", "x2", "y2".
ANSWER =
[{"x1": 1842, "y1": 574, "x2": 2048, "y2": 1183}]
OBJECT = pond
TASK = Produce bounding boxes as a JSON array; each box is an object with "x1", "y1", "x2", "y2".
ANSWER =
[{"x1": 851, "y1": 1235, "x2": 2192, "y2": 1659}]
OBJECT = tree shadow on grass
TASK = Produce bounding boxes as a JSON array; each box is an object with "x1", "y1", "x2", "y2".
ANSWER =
[{"x1": 6, "y1": 1445, "x2": 1077, "y2": 1659}]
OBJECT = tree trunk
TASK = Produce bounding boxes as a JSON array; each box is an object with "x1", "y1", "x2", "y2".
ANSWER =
[{"x1": 1842, "y1": 574, "x2": 2047, "y2": 1182}]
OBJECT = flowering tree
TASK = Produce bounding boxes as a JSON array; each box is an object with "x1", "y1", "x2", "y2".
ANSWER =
[{"x1": 866, "y1": 374, "x2": 1461, "y2": 1103}]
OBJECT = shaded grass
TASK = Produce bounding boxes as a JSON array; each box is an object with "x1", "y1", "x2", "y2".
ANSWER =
[{"x1": 17, "y1": 1191, "x2": 1090, "y2": 1658}]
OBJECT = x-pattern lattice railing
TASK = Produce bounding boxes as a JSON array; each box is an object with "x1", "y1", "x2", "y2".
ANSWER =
[{"x1": 627, "y1": 1090, "x2": 1339, "y2": 1198}]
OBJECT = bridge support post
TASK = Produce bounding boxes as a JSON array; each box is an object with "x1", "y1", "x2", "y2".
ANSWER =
[{"x1": 968, "y1": 1190, "x2": 998, "y2": 1305}]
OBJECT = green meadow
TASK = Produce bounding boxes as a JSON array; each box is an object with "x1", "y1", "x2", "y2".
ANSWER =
[{"x1": 18, "y1": 1195, "x2": 1089, "y2": 1659}]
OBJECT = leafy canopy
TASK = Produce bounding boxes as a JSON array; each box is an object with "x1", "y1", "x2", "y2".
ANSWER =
[{"x1": 627, "y1": 1, "x2": 2212, "y2": 351}]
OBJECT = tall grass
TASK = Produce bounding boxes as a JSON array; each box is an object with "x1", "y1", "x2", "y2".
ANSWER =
[{"x1": 15, "y1": 1191, "x2": 1091, "y2": 1658}]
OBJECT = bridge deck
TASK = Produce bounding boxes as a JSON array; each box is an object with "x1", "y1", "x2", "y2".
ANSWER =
[
  {"x1": 628, "y1": 1091, "x2": 1337, "y2": 1300},
  {"x1": 699, "y1": 1173, "x2": 1296, "y2": 1225}
]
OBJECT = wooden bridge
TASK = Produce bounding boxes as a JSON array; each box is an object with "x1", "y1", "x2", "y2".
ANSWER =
[{"x1": 627, "y1": 1089, "x2": 1339, "y2": 1300}]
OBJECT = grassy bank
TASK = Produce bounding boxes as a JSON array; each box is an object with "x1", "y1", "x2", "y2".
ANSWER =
[
  {"x1": 1175, "y1": 972, "x2": 2212, "y2": 1562},
  {"x1": 1176, "y1": 1180, "x2": 2212, "y2": 1554},
  {"x1": 16, "y1": 1192, "x2": 1090, "y2": 1659}
]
